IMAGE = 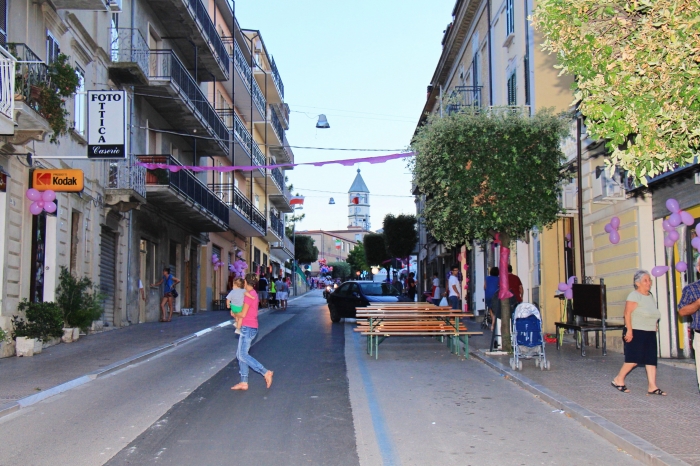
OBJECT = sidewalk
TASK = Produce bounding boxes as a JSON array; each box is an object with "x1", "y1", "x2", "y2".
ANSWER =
[
  {"x1": 0, "y1": 311, "x2": 232, "y2": 405},
  {"x1": 465, "y1": 322, "x2": 700, "y2": 466}
]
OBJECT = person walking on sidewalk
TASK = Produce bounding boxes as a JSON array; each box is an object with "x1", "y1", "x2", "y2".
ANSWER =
[
  {"x1": 484, "y1": 267, "x2": 500, "y2": 332},
  {"x1": 150, "y1": 268, "x2": 180, "y2": 322},
  {"x1": 677, "y1": 256, "x2": 700, "y2": 394},
  {"x1": 431, "y1": 273, "x2": 441, "y2": 306},
  {"x1": 407, "y1": 272, "x2": 417, "y2": 302},
  {"x1": 612, "y1": 270, "x2": 666, "y2": 395},
  {"x1": 231, "y1": 273, "x2": 273, "y2": 391},
  {"x1": 448, "y1": 265, "x2": 461, "y2": 310},
  {"x1": 258, "y1": 274, "x2": 269, "y2": 309},
  {"x1": 276, "y1": 276, "x2": 289, "y2": 310}
]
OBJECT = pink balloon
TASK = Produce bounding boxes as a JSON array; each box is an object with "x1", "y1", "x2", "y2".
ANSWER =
[
  {"x1": 609, "y1": 231, "x2": 620, "y2": 244},
  {"x1": 41, "y1": 190, "x2": 56, "y2": 202},
  {"x1": 696, "y1": 224, "x2": 700, "y2": 236},
  {"x1": 675, "y1": 261, "x2": 688, "y2": 273},
  {"x1": 604, "y1": 224, "x2": 613, "y2": 233},
  {"x1": 681, "y1": 211, "x2": 695, "y2": 226},
  {"x1": 43, "y1": 201, "x2": 56, "y2": 213},
  {"x1": 668, "y1": 230, "x2": 680, "y2": 242},
  {"x1": 651, "y1": 265, "x2": 669, "y2": 277},
  {"x1": 662, "y1": 220, "x2": 674, "y2": 232},
  {"x1": 664, "y1": 236, "x2": 675, "y2": 248},
  {"x1": 565, "y1": 233, "x2": 571, "y2": 241},
  {"x1": 26, "y1": 188, "x2": 41, "y2": 201},
  {"x1": 29, "y1": 202, "x2": 43, "y2": 215},
  {"x1": 610, "y1": 216, "x2": 620, "y2": 229},
  {"x1": 691, "y1": 237, "x2": 700, "y2": 250},
  {"x1": 666, "y1": 198, "x2": 680, "y2": 213},
  {"x1": 669, "y1": 213, "x2": 682, "y2": 227},
  {"x1": 558, "y1": 283, "x2": 569, "y2": 292},
  {"x1": 36, "y1": 201, "x2": 44, "y2": 209},
  {"x1": 564, "y1": 288, "x2": 573, "y2": 300}
]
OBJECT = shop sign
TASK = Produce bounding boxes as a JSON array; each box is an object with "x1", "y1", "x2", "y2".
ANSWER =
[
  {"x1": 87, "y1": 90, "x2": 126, "y2": 159},
  {"x1": 32, "y1": 169, "x2": 84, "y2": 192}
]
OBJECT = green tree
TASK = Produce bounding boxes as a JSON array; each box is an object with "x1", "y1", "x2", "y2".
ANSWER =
[
  {"x1": 295, "y1": 235, "x2": 319, "y2": 264},
  {"x1": 364, "y1": 233, "x2": 390, "y2": 273},
  {"x1": 328, "y1": 262, "x2": 351, "y2": 281},
  {"x1": 411, "y1": 107, "x2": 568, "y2": 350},
  {"x1": 532, "y1": 0, "x2": 700, "y2": 183},
  {"x1": 346, "y1": 241, "x2": 369, "y2": 276},
  {"x1": 382, "y1": 214, "x2": 417, "y2": 268},
  {"x1": 55, "y1": 267, "x2": 104, "y2": 330}
]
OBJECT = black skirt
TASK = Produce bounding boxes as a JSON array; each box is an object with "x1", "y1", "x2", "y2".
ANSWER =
[{"x1": 623, "y1": 328, "x2": 658, "y2": 366}]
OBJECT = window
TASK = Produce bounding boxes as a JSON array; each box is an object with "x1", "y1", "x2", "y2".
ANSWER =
[
  {"x1": 355, "y1": 234, "x2": 361, "y2": 241},
  {"x1": 254, "y1": 194, "x2": 260, "y2": 209},
  {"x1": 46, "y1": 31, "x2": 60, "y2": 64},
  {"x1": 253, "y1": 247, "x2": 261, "y2": 266},
  {"x1": 263, "y1": 253, "x2": 268, "y2": 268},
  {"x1": 73, "y1": 65, "x2": 86, "y2": 134},
  {"x1": 507, "y1": 71, "x2": 517, "y2": 106},
  {"x1": 505, "y1": 0, "x2": 515, "y2": 37},
  {"x1": 472, "y1": 55, "x2": 478, "y2": 87},
  {"x1": 0, "y1": 0, "x2": 7, "y2": 45}
]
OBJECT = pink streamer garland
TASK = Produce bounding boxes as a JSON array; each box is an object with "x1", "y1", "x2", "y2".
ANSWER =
[{"x1": 135, "y1": 152, "x2": 415, "y2": 172}]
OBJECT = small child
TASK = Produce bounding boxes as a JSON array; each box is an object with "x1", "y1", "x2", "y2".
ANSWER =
[{"x1": 226, "y1": 278, "x2": 254, "y2": 335}]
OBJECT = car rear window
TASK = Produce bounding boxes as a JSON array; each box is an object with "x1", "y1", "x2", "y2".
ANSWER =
[{"x1": 359, "y1": 283, "x2": 399, "y2": 296}]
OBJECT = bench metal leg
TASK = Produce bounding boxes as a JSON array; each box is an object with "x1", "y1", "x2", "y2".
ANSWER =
[
  {"x1": 602, "y1": 330, "x2": 607, "y2": 356},
  {"x1": 595, "y1": 330, "x2": 600, "y2": 349},
  {"x1": 556, "y1": 325, "x2": 561, "y2": 351},
  {"x1": 581, "y1": 330, "x2": 587, "y2": 357}
]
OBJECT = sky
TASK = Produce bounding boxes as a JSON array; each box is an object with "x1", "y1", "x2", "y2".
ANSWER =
[{"x1": 235, "y1": 0, "x2": 455, "y2": 231}]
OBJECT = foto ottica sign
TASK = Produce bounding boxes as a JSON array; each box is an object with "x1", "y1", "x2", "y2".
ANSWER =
[
  {"x1": 87, "y1": 90, "x2": 126, "y2": 159},
  {"x1": 32, "y1": 169, "x2": 84, "y2": 192}
]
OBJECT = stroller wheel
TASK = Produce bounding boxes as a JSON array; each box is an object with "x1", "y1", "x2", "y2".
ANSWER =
[
  {"x1": 517, "y1": 360, "x2": 522, "y2": 371},
  {"x1": 535, "y1": 359, "x2": 540, "y2": 367},
  {"x1": 540, "y1": 361, "x2": 545, "y2": 370},
  {"x1": 546, "y1": 360, "x2": 551, "y2": 370},
  {"x1": 509, "y1": 358, "x2": 516, "y2": 370}
]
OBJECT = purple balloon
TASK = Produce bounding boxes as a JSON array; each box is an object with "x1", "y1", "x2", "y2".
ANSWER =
[
  {"x1": 609, "y1": 231, "x2": 620, "y2": 244},
  {"x1": 41, "y1": 190, "x2": 56, "y2": 202},
  {"x1": 676, "y1": 261, "x2": 688, "y2": 273},
  {"x1": 43, "y1": 201, "x2": 57, "y2": 213},
  {"x1": 564, "y1": 288, "x2": 574, "y2": 300},
  {"x1": 662, "y1": 220, "x2": 674, "y2": 232},
  {"x1": 29, "y1": 202, "x2": 43, "y2": 215},
  {"x1": 610, "y1": 216, "x2": 621, "y2": 229},
  {"x1": 669, "y1": 213, "x2": 682, "y2": 227},
  {"x1": 664, "y1": 236, "x2": 675, "y2": 248},
  {"x1": 666, "y1": 198, "x2": 680, "y2": 213},
  {"x1": 558, "y1": 283, "x2": 569, "y2": 292},
  {"x1": 567, "y1": 276, "x2": 576, "y2": 286},
  {"x1": 36, "y1": 201, "x2": 44, "y2": 209},
  {"x1": 651, "y1": 265, "x2": 669, "y2": 277},
  {"x1": 681, "y1": 210, "x2": 695, "y2": 226},
  {"x1": 26, "y1": 188, "x2": 41, "y2": 202},
  {"x1": 696, "y1": 224, "x2": 700, "y2": 237},
  {"x1": 691, "y1": 237, "x2": 700, "y2": 250},
  {"x1": 604, "y1": 224, "x2": 613, "y2": 233},
  {"x1": 668, "y1": 230, "x2": 680, "y2": 242}
]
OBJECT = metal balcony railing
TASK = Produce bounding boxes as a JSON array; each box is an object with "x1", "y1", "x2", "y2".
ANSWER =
[
  {"x1": 0, "y1": 46, "x2": 15, "y2": 120},
  {"x1": 148, "y1": 50, "x2": 229, "y2": 154},
  {"x1": 209, "y1": 182, "x2": 266, "y2": 233},
  {"x1": 109, "y1": 28, "x2": 149, "y2": 77},
  {"x1": 269, "y1": 212, "x2": 284, "y2": 239},
  {"x1": 445, "y1": 85, "x2": 482, "y2": 115},
  {"x1": 269, "y1": 165, "x2": 284, "y2": 192},
  {"x1": 232, "y1": 40, "x2": 265, "y2": 117},
  {"x1": 8, "y1": 43, "x2": 48, "y2": 114},
  {"x1": 270, "y1": 107, "x2": 284, "y2": 142},
  {"x1": 231, "y1": 111, "x2": 266, "y2": 168},
  {"x1": 183, "y1": 0, "x2": 230, "y2": 74},
  {"x1": 138, "y1": 155, "x2": 229, "y2": 224},
  {"x1": 283, "y1": 235, "x2": 294, "y2": 256},
  {"x1": 107, "y1": 155, "x2": 146, "y2": 198},
  {"x1": 269, "y1": 55, "x2": 284, "y2": 99}
]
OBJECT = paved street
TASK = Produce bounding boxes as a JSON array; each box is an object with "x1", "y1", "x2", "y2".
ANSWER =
[{"x1": 0, "y1": 291, "x2": 644, "y2": 465}]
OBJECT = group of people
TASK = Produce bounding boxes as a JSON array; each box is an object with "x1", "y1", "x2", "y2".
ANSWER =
[
  {"x1": 482, "y1": 265, "x2": 523, "y2": 334},
  {"x1": 257, "y1": 274, "x2": 292, "y2": 311}
]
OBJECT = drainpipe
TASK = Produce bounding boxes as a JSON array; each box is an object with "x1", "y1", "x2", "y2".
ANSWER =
[
  {"x1": 577, "y1": 116, "x2": 585, "y2": 279},
  {"x1": 487, "y1": 0, "x2": 493, "y2": 105}
]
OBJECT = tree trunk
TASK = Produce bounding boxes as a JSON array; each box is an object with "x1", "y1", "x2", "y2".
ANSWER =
[{"x1": 497, "y1": 233, "x2": 513, "y2": 352}]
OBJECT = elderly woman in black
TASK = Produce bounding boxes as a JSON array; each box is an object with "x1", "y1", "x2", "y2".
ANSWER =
[{"x1": 612, "y1": 270, "x2": 666, "y2": 395}]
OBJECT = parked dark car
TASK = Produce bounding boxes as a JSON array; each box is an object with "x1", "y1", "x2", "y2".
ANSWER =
[{"x1": 326, "y1": 280, "x2": 406, "y2": 322}]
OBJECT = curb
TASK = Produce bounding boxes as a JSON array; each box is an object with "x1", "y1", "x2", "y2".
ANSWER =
[
  {"x1": 469, "y1": 348, "x2": 689, "y2": 466},
  {"x1": 0, "y1": 319, "x2": 233, "y2": 420}
]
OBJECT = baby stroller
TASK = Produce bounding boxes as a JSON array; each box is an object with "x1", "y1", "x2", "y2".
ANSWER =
[{"x1": 509, "y1": 303, "x2": 550, "y2": 371}]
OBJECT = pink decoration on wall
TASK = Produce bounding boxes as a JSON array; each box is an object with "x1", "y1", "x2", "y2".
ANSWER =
[{"x1": 497, "y1": 238, "x2": 513, "y2": 301}]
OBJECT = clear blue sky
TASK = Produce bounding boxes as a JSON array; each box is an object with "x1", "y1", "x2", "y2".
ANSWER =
[{"x1": 235, "y1": 0, "x2": 455, "y2": 231}]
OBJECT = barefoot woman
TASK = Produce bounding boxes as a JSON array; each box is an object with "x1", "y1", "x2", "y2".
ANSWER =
[{"x1": 231, "y1": 273, "x2": 273, "y2": 391}]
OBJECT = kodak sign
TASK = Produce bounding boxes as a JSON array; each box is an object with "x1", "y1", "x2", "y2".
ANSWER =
[{"x1": 32, "y1": 169, "x2": 84, "y2": 192}]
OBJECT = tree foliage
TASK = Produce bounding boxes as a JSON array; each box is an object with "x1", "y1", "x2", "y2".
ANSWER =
[
  {"x1": 363, "y1": 233, "x2": 390, "y2": 269},
  {"x1": 411, "y1": 108, "x2": 569, "y2": 246},
  {"x1": 532, "y1": 0, "x2": 700, "y2": 183},
  {"x1": 346, "y1": 241, "x2": 369, "y2": 274},
  {"x1": 328, "y1": 262, "x2": 351, "y2": 281},
  {"x1": 55, "y1": 267, "x2": 104, "y2": 330},
  {"x1": 382, "y1": 214, "x2": 418, "y2": 261},
  {"x1": 294, "y1": 235, "x2": 319, "y2": 264}
]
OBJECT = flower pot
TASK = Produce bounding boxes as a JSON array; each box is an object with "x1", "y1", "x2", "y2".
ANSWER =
[
  {"x1": 15, "y1": 336, "x2": 36, "y2": 357},
  {"x1": 62, "y1": 328, "x2": 75, "y2": 343},
  {"x1": 42, "y1": 337, "x2": 61, "y2": 349},
  {"x1": 33, "y1": 339, "x2": 43, "y2": 354},
  {"x1": 0, "y1": 340, "x2": 15, "y2": 358},
  {"x1": 72, "y1": 327, "x2": 80, "y2": 341}
]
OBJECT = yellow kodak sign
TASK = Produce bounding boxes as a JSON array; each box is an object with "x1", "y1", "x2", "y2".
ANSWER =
[{"x1": 32, "y1": 169, "x2": 84, "y2": 192}]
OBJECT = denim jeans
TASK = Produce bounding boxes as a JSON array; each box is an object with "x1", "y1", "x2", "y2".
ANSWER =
[
  {"x1": 237, "y1": 326, "x2": 267, "y2": 383},
  {"x1": 448, "y1": 295, "x2": 460, "y2": 310}
]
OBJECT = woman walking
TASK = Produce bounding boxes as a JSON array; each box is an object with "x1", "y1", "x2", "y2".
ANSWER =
[
  {"x1": 612, "y1": 270, "x2": 666, "y2": 395},
  {"x1": 151, "y1": 267, "x2": 180, "y2": 322},
  {"x1": 231, "y1": 273, "x2": 274, "y2": 391}
]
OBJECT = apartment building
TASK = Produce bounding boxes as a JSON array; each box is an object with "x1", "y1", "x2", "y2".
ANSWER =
[{"x1": 0, "y1": 0, "x2": 294, "y2": 356}]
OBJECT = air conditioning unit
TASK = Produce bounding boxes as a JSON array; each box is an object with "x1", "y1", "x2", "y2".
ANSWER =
[
  {"x1": 593, "y1": 166, "x2": 625, "y2": 202},
  {"x1": 559, "y1": 180, "x2": 578, "y2": 213}
]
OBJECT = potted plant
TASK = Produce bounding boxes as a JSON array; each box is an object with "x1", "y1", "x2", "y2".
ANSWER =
[
  {"x1": 0, "y1": 326, "x2": 14, "y2": 358},
  {"x1": 55, "y1": 267, "x2": 104, "y2": 342},
  {"x1": 39, "y1": 54, "x2": 80, "y2": 144},
  {"x1": 12, "y1": 300, "x2": 64, "y2": 357}
]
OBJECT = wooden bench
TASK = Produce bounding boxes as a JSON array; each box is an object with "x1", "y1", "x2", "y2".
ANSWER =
[{"x1": 554, "y1": 279, "x2": 624, "y2": 356}]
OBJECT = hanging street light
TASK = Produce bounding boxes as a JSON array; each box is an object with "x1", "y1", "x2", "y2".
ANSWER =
[{"x1": 316, "y1": 114, "x2": 330, "y2": 129}]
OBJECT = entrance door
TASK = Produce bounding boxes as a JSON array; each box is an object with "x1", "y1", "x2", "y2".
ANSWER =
[
  {"x1": 99, "y1": 226, "x2": 118, "y2": 326},
  {"x1": 139, "y1": 239, "x2": 147, "y2": 323}
]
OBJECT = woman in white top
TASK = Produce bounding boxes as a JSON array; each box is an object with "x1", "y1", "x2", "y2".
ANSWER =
[{"x1": 432, "y1": 273, "x2": 441, "y2": 305}]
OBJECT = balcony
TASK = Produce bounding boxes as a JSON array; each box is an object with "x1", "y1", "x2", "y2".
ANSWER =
[
  {"x1": 247, "y1": 32, "x2": 284, "y2": 104},
  {"x1": 105, "y1": 155, "x2": 147, "y2": 211},
  {"x1": 146, "y1": 0, "x2": 229, "y2": 80},
  {"x1": 208, "y1": 183, "x2": 266, "y2": 237},
  {"x1": 271, "y1": 234, "x2": 294, "y2": 261},
  {"x1": 136, "y1": 50, "x2": 229, "y2": 156},
  {"x1": 226, "y1": 110, "x2": 265, "y2": 176},
  {"x1": 266, "y1": 211, "x2": 285, "y2": 242},
  {"x1": 254, "y1": 105, "x2": 284, "y2": 145},
  {"x1": 269, "y1": 131, "x2": 294, "y2": 165},
  {"x1": 445, "y1": 85, "x2": 482, "y2": 115},
  {"x1": 108, "y1": 28, "x2": 149, "y2": 85},
  {"x1": 0, "y1": 46, "x2": 15, "y2": 136},
  {"x1": 268, "y1": 170, "x2": 293, "y2": 213},
  {"x1": 138, "y1": 155, "x2": 229, "y2": 232},
  {"x1": 7, "y1": 44, "x2": 51, "y2": 144},
  {"x1": 52, "y1": 0, "x2": 108, "y2": 11},
  {"x1": 227, "y1": 39, "x2": 266, "y2": 123}
]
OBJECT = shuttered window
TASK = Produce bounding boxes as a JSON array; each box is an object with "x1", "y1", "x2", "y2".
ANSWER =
[{"x1": 507, "y1": 71, "x2": 517, "y2": 106}]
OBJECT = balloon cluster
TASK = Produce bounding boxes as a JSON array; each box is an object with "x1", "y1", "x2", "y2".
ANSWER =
[
  {"x1": 26, "y1": 189, "x2": 57, "y2": 215},
  {"x1": 557, "y1": 276, "x2": 576, "y2": 300},
  {"x1": 661, "y1": 198, "x2": 696, "y2": 275},
  {"x1": 228, "y1": 258, "x2": 248, "y2": 278},
  {"x1": 604, "y1": 217, "x2": 621, "y2": 244},
  {"x1": 211, "y1": 253, "x2": 225, "y2": 271},
  {"x1": 565, "y1": 233, "x2": 572, "y2": 249}
]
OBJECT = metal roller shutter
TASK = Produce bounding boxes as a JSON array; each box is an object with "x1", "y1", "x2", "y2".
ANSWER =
[{"x1": 100, "y1": 226, "x2": 117, "y2": 326}]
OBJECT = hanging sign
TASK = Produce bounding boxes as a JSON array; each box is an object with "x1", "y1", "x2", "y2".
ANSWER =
[
  {"x1": 32, "y1": 169, "x2": 84, "y2": 192},
  {"x1": 87, "y1": 90, "x2": 126, "y2": 159}
]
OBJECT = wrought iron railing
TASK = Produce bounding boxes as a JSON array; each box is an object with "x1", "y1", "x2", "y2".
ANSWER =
[
  {"x1": 107, "y1": 155, "x2": 146, "y2": 198},
  {"x1": 269, "y1": 55, "x2": 284, "y2": 98},
  {"x1": 0, "y1": 46, "x2": 15, "y2": 120},
  {"x1": 7, "y1": 43, "x2": 48, "y2": 114},
  {"x1": 138, "y1": 155, "x2": 229, "y2": 225},
  {"x1": 232, "y1": 40, "x2": 265, "y2": 117},
  {"x1": 183, "y1": 0, "x2": 229, "y2": 75},
  {"x1": 283, "y1": 235, "x2": 294, "y2": 257},
  {"x1": 445, "y1": 85, "x2": 482, "y2": 115},
  {"x1": 269, "y1": 211, "x2": 284, "y2": 239},
  {"x1": 269, "y1": 165, "x2": 284, "y2": 192},
  {"x1": 229, "y1": 111, "x2": 266, "y2": 169},
  {"x1": 109, "y1": 28, "x2": 149, "y2": 78},
  {"x1": 147, "y1": 50, "x2": 229, "y2": 154},
  {"x1": 208, "y1": 182, "x2": 266, "y2": 233},
  {"x1": 270, "y1": 106, "x2": 284, "y2": 142}
]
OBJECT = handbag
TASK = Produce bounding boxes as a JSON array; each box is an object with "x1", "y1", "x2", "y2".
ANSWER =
[
  {"x1": 439, "y1": 297, "x2": 448, "y2": 307},
  {"x1": 170, "y1": 287, "x2": 178, "y2": 298}
]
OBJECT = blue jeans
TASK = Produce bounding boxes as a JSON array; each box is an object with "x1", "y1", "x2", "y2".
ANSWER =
[
  {"x1": 237, "y1": 326, "x2": 268, "y2": 383},
  {"x1": 449, "y1": 296, "x2": 460, "y2": 310}
]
